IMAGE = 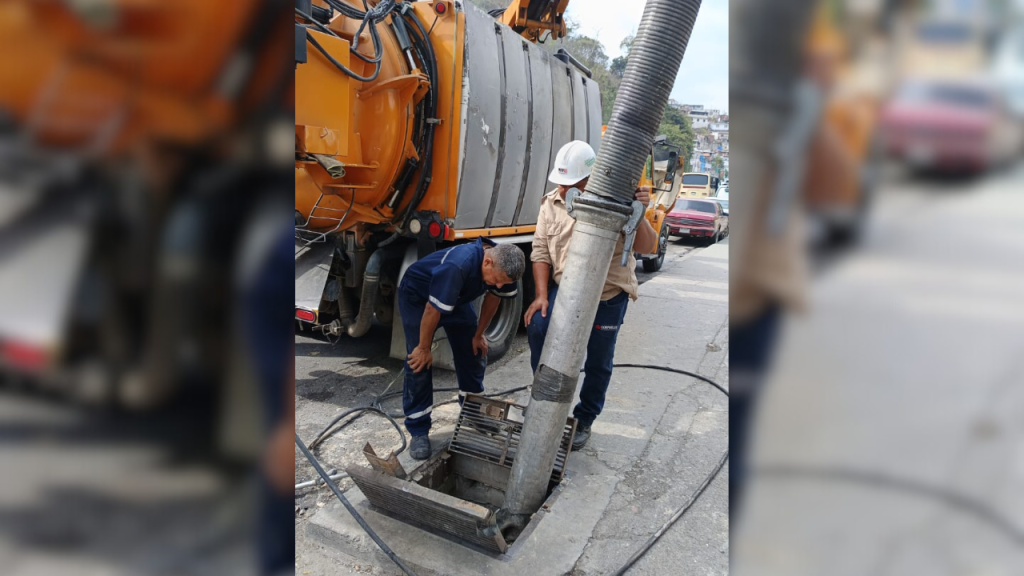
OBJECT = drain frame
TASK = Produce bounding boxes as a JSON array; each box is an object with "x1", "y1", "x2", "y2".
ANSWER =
[{"x1": 345, "y1": 395, "x2": 577, "y2": 554}]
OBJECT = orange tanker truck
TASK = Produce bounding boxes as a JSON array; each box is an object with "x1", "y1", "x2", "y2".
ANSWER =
[
  {"x1": 295, "y1": 0, "x2": 607, "y2": 364},
  {"x1": 0, "y1": 1, "x2": 293, "y2": 408}
]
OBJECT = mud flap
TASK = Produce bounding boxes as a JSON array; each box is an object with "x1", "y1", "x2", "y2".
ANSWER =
[
  {"x1": 0, "y1": 202, "x2": 91, "y2": 360},
  {"x1": 294, "y1": 240, "x2": 334, "y2": 322}
]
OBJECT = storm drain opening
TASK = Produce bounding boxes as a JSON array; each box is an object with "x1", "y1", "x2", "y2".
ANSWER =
[{"x1": 346, "y1": 394, "x2": 577, "y2": 554}]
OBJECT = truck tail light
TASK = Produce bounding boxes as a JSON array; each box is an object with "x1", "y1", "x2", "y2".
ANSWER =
[
  {"x1": 295, "y1": 308, "x2": 316, "y2": 322},
  {"x1": 3, "y1": 341, "x2": 48, "y2": 373},
  {"x1": 428, "y1": 221, "x2": 442, "y2": 238}
]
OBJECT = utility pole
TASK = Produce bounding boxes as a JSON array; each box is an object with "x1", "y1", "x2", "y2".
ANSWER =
[{"x1": 498, "y1": 0, "x2": 704, "y2": 529}]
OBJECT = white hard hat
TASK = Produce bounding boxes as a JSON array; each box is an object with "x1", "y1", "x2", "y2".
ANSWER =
[{"x1": 548, "y1": 140, "x2": 596, "y2": 186}]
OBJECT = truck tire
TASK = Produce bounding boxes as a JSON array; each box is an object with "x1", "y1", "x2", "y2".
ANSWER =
[
  {"x1": 642, "y1": 224, "x2": 670, "y2": 272},
  {"x1": 482, "y1": 278, "x2": 523, "y2": 362}
]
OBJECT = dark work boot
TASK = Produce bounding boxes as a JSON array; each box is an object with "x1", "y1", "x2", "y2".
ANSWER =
[
  {"x1": 571, "y1": 424, "x2": 592, "y2": 451},
  {"x1": 410, "y1": 435, "x2": 431, "y2": 460}
]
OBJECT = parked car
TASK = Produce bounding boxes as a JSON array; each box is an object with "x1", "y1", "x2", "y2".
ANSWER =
[
  {"x1": 665, "y1": 198, "x2": 726, "y2": 245},
  {"x1": 715, "y1": 183, "x2": 729, "y2": 201},
  {"x1": 712, "y1": 198, "x2": 729, "y2": 235},
  {"x1": 881, "y1": 77, "x2": 1022, "y2": 172}
]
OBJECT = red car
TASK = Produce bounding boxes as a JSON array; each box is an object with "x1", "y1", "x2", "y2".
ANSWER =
[
  {"x1": 881, "y1": 78, "x2": 1022, "y2": 172},
  {"x1": 665, "y1": 198, "x2": 727, "y2": 244}
]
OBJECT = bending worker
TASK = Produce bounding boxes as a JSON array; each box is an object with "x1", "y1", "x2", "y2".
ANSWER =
[
  {"x1": 525, "y1": 140, "x2": 657, "y2": 450},
  {"x1": 399, "y1": 238, "x2": 526, "y2": 459}
]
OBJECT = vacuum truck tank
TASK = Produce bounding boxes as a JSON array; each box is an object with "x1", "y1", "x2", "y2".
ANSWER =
[{"x1": 295, "y1": 0, "x2": 601, "y2": 364}]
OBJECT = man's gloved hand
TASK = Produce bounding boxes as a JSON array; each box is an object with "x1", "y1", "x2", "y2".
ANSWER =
[{"x1": 635, "y1": 185, "x2": 652, "y2": 208}]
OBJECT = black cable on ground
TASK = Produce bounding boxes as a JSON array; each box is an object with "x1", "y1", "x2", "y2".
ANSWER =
[
  {"x1": 605, "y1": 364, "x2": 730, "y2": 575},
  {"x1": 752, "y1": 464, "x2": 1024, "y2": 547},
  {"x1": 611, "y1": 450, "x2": 729, "y2": 576},
  {"x1": 296, "y1": 434, "x2": 421, "y2": 576},
  {"x1": 372, "y1": 384, "x2": 531, "y2": 419},
  {"x1": 308, "y1": 406, "x2": 406, "y2": 452},
  {"x1": 304, "y1": 361, "x2": 727, "y2": 575},
  {"x1": 308, "y1": 375, "x2": 530, "y2": 452},
  {"x1": 613, "y1": 363, "x2": 730, "y2": 397}
]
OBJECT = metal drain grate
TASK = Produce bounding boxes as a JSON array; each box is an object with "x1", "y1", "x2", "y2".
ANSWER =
[{"x1": 449, "y1": 395, "x2": 577, "y2": 485}]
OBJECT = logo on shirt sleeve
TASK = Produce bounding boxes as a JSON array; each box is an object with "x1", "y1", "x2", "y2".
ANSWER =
[{"x1": 594, "y1": 324, "x2": 619, "y2": 331}]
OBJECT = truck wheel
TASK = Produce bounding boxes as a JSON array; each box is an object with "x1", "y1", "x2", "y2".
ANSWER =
[
  {"x1": 643, "y1": 224, "x2": 670, "y2": 272},
  {"x1": 483, "y1": 278, "x2": 522, "y2": 362}
]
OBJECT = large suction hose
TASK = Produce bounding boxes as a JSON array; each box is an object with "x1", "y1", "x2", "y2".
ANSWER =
[
  {"x1": 500, "y1": 0, "x2": 704, "y2": 528},
  {"x1": 585, "y1": 0, "x2": 701, "y2": 206},
  {"x1": 729, "y1": 0, "x2": 818, "y2": 286}
]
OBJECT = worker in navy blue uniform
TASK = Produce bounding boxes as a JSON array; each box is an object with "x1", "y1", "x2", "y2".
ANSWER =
[{"x1": 398, "y1": 238, "x2": 526, "y2": 459}]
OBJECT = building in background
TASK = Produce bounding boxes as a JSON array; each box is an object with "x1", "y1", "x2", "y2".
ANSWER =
[{"x1": 689, "y1": 109, "x2": 711, "y2": 129}]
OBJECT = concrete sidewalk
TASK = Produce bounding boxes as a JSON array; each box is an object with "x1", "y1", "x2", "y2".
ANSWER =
[
  {"x1": 303, "y1": 242, "x2": 730, "y2": 576},
  {"x1": 734, "y1": 174, "x2": 1024, "y2": 575}
]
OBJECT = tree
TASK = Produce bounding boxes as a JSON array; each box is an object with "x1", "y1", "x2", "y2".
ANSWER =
[
  {"x1": 533, "y1": 19, "x2": 621, "y2": 123},
  {"x1": 609, "y1": 35, "x2": 634, "y2": 79},
  {"x1": 654, "y1": 101, "x2": 694, "y2": 174},
  {"x1": 710, "y1": 156, "x2": 724, "y2": 177}
]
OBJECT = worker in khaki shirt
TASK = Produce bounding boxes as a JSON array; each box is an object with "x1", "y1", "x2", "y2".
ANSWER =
[{"x1": 525, "y1": 140, "x2": 657, "y2": 450}]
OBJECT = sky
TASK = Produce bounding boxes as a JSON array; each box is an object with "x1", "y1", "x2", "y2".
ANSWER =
[{"x1": 564, "y1": 0, "x2": 729, "y2": 113}]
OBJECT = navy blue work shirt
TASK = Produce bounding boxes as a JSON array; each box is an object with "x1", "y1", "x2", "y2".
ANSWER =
[{"x1": 400, "y1": 238, "x2": 517, "y2": 314}]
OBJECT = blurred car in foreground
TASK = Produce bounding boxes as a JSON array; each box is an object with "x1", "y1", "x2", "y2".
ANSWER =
[
  {"x1": 881, "y1": 78, "x2": 1023, "y2": 172},
  {"x1": 665, "y1": 198, "x2": 726, "y2": 245}
]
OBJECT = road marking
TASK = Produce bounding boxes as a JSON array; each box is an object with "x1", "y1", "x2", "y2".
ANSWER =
[{"x1": 643, "y1": 277, "x2": 729, "y2": 290}]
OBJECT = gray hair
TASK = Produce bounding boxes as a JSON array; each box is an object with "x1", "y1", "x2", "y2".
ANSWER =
[{"x1": 489, "y1": 243, "x2": 526, "y2": 282}]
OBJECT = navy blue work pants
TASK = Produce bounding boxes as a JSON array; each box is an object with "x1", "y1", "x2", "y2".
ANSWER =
[
  {"x1": 398, "y1": 284, "x2": 485, "y2": 437},
  {"x1": 526, "y1": 283, "x2": 629, "y2": 427},
  {"x1": 729, "y1": 304, "x2": 783, "y2": 521}
]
